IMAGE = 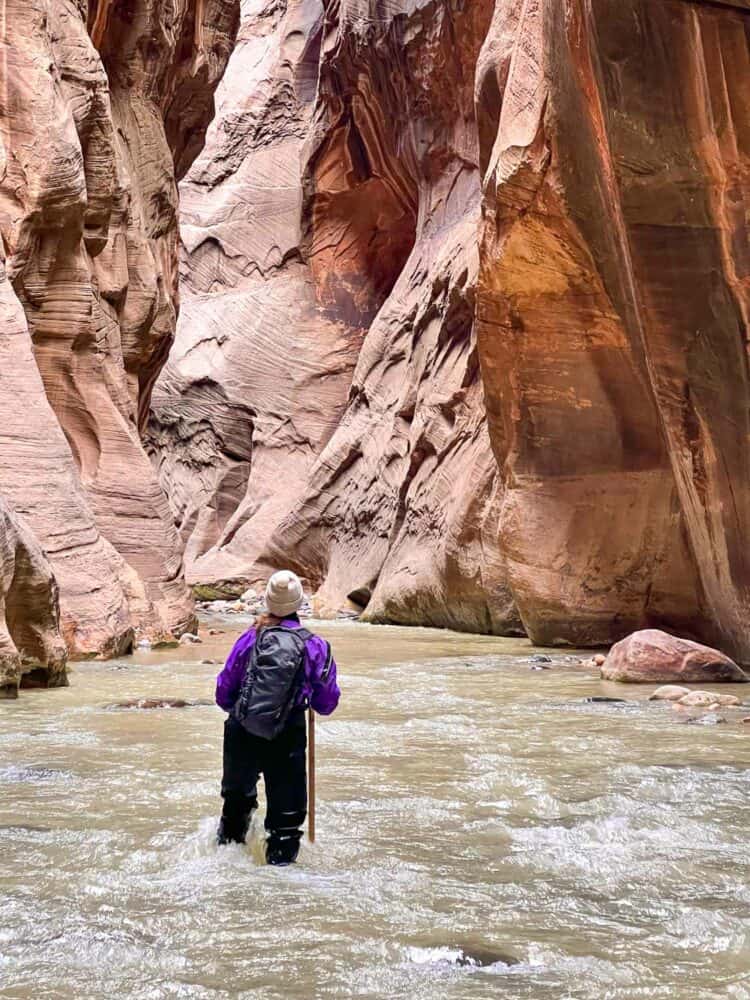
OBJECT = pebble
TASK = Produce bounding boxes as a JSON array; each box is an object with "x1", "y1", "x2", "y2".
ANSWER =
[{"x1": 179, "y1": 632, "x2": 202, "y2": 645}]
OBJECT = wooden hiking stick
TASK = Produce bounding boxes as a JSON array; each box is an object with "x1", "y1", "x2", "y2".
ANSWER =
[{"x1": 307, "y1": 708, "x2": 316, "y2": 843}]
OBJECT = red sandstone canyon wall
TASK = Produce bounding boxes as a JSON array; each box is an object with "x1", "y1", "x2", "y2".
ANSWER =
[
  {"x1": 148, "y1": 0, "x2": 750, "y2": 658},
  {"x1": 149, "y1": 0, "x2": 523, "y2": 635},
  {"x1": 0, "y1": 0, "x2": 239, "y2": 665},
  {"x1": 476, "y1": 0, "x2": 750, "y2": 660}
]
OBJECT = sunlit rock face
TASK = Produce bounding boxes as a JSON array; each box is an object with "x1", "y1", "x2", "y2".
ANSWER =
[
  {"x1": 0, "y1": 0, "x2": 238, "y2": 654},
  {"x1": 151, "y1": 0, "x2": 750, "y2": 654},
  {"x1": 476, "y1": 0, "x2": 750, "y2": 659}
]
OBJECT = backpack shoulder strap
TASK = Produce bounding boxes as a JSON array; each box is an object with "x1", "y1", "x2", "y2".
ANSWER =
[{"x1": 321, "y1": 639, "x2": 333, "y2": 681}]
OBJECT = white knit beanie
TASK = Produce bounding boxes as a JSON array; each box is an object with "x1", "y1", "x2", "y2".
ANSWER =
[{"x1": 265, "y1": 570, "x2": 305, "y2": 617}]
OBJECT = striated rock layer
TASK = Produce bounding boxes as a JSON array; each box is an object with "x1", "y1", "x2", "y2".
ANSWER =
[
  {"x1": 0, "y1": 1, "x2": 238, "y2": 655},
  {"x1": 151, "y1": 0, "x2": 750, "y2": 656},
  {"x1": 149, "y1": 0, "x2": 523, "y2": 635}
]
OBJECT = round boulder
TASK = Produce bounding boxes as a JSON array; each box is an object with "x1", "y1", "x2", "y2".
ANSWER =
[
  {"x1": 649, "y1": 685, "x2": 690, "y2": 702},
  {"x1": 601, "y1": 629, "x2": 748, "y2": 684}
]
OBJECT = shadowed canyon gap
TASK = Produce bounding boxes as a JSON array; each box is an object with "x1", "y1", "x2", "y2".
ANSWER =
[
  {"x1": 1, "y1": 0, "x2": 749, "y2": 687},
  {"x1": 0, "y1": 0, "x2": 239, "y2": 690},
  {"x1": 149, "y1": 0, "x2": 750, "y2": 658}
]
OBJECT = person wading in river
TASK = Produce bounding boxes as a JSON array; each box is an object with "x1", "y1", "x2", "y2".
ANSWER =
[{"x1": 215, "y1": 570, "x2": 340, "y2": 865}]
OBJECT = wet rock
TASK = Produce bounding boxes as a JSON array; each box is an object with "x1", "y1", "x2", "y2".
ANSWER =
[
  {"x1": 601, "y1": 630, "x2": 748, "y2": 684},
  {"x1": 678, "y1": 691, "x2": 742, "y2": 708},
  {"x1": 179, "y1": 633, "x2": 202, "y2": 645},
  {"x1": 108, "y1": 698, "x2": 212, "y2": 710},
  {"x1": 593, "y1": 654, "x2": 606, "y2": 667},
  {"x1": 675, "y1": 691, "x2": 718, "y2": 709},
  {"x1": 413, "y1": 945, "x2": 518, "y2": 969},
  {"x1": 531, "y1": 655, "x2": 552, "y2": 663},
  {"x1": 193, "y1": 582, "x2": 247, "y2": 602},
  {"x1": 207, "y1": 628, "x2": 224, "y2": 636},
  {"x1": 649, "y1": 685, "x2": 691, "y2": 702},
  {"x1": 685, "y1": 713, "x2": 727, "y2": 726},
  {"x1": 584, "y1": 696, "x2": 627, "y2": 704}
]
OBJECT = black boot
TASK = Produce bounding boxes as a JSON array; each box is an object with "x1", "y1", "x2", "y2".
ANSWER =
[
  {"x1": 217, "y1": 793, "x2": 258, "y2": 845},
  {"x1": 266, "y1": 830, "x2": 302, "y2": 866}
]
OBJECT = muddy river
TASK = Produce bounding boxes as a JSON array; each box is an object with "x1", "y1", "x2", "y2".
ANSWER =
[{"x1": 1, "y1": 619, "x2": 749, "y2": 998}]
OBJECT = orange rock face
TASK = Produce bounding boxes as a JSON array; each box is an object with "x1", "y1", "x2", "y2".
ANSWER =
[
  {"x1": 476, "y1": 0, "x2": 750, "y2": 658},
  {"x1": 150, "y1": 0, "x2": 750, "y2": 655},
  {"x1": 0, "y1": 1, "x2": 238, "y2": 655}
]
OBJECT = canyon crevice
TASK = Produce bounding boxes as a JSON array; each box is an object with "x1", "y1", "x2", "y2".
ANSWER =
[
  {"x1": 4, "y1": 0, "x2": 750, "y2": 670},
  {"x1": 149, "y1": 0, "x2": 750, "y2": 658}
]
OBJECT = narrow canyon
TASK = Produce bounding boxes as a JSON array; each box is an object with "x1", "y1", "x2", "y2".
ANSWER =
[{"x1": 2, "y1": 0, "x2": 750, "y2": 693}]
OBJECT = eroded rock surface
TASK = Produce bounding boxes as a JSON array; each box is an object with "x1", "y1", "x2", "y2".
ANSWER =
[
  {"x1": 150, "y1": 0, "x2": 750, "y2": 652},
  {"x1": 476, "y1": 0, "x2": 750, "y2": 657},
  {"x1": 149, "y1": 0, "x2": 522, "y2": 635},
  {"x1": 0, "y1": 1, "x2": 238, "y2": 654},
  {"x1": 0, "y1": 499, "x2": 67, "y2": 698}
]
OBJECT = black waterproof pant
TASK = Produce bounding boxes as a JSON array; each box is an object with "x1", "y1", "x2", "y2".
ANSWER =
[{"x1": 218, "y1": 714, "x2": 307, "y2": 865}]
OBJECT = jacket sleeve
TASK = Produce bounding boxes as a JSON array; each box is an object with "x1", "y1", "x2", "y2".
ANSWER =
[
  {"x1": 305, "y1": 635, "x2": 340, "y2": 716},
  {"x1": 215, "y1": 630, "x2": 256, "y2": 711}
]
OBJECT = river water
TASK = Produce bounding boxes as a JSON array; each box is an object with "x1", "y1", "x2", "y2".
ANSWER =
[{"x1": 1, "y1": 619, "x2": 749, "y2": 999}]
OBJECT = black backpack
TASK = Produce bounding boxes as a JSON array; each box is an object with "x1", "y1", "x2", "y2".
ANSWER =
[{"x1": 232, "y1": 626, "x2": 312, "y2": 739}]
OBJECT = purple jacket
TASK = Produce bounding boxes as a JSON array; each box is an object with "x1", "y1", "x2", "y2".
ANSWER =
[{"x1": 215, "y1": 619, "x2": 340, "y2": 716}]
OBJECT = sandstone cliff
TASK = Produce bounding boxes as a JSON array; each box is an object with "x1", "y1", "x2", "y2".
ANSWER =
[
  {"x1": 0, "y1": 1, "x2": 239, "y2": 657},
  {"x1": 0, "y1": 494, "x2": 67, "y2": 698},
  {"x1": 149, "y1": 0, "x2": 522, "y2": 635},
  {"x1": 151, "y1": 0, "x2": 750, "y2": 657}
]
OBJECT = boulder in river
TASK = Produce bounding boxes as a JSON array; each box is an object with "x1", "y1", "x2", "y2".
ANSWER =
[
  {"x1": 601, "y1": 630, "x2": 748, "y2": 684},
  {"x1": 677, "y1": 691, "x2": 742, "y2": 708},
  {"x1": 649, "y1": 685, "x2": 690, "y2": 702}
]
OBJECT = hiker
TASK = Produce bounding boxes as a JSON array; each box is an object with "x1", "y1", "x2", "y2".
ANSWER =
[{"x1": 215, "y1": 570, "x2": 340, "y2": 865}]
